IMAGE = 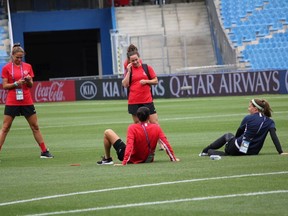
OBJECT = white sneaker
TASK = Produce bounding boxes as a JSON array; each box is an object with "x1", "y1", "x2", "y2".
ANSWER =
[{"x1": 199, "y1": 152, "x2": 208, "y2": 157}]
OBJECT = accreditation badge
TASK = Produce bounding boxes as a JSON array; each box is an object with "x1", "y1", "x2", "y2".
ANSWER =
[
  {"x1": 239, "y1": 140, "x2": 250, "y2": 154},
  {"x1": 16, "y1": 89, "x2": 24, "y2": 100}
]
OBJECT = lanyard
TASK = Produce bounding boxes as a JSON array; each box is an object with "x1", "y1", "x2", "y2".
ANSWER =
[
  {"x1": 12, "y1": 63, "x2": 24, "y2": 82},
  {"x1": 141, "y1": 123, "x2": 151, "y2": 152}
]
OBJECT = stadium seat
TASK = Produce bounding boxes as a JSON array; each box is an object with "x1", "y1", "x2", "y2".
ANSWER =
[
  {"x1": 0, "y1": 49, "x2": 8, "y2": 56},
  {"x1": 218, "y1": 0, "x2": 288, "y2": 70},
  {"x1": 270, "y1": 22, "x2": 283, "y2": 31}
]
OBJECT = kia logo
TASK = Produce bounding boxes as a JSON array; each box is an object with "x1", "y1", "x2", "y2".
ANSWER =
[{"x1": 80, "y1": 81, "x2": 97, "y2": 99}]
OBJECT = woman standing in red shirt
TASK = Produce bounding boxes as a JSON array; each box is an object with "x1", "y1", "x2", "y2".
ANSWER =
[
  {"x1": 122, "y1": 44, "x2": 159, "y2": 124},
  {"x1": 0, "y1": 44, "x2": 53, "y2": 158},
  {"x1": 122, "y1": 45, "x2": 164, "y2": 150}
]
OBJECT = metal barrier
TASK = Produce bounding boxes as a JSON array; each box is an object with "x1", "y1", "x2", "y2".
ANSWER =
[{"x1": 110, "y1": 32, "x2": 212, "y2": 75}]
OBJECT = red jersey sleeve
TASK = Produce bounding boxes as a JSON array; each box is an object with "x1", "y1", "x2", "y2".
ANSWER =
[
  {"x1": 122, "y1": 125, "x2": 135, "y2": 165},
  {"x1": 157, "y1": 127, "x2": 177, "y2": 161},
  {"x1": 122, "y1": 123, "x2": 177, "y2": 165},
  {"x1": 147, "y1": 65, "x2": 157, "y2": 79}
]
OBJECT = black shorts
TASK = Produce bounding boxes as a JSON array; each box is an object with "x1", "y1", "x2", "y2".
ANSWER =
[
  {"x1": 4, "y1": 105, "x2": 36, "y2": 117},
  {"x1": 128, "y1": 102, "x2": 157, "y2": 115},
  {"x1": 225, "y1": 138, "x2": 245, "y2": 156},
  {"x1": 113, "y1": 139, "x2": 126, "y2": 161}
]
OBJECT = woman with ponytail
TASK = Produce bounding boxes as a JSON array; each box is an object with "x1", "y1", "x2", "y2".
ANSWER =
[
  {"x1": 122, "y1": 44, "x2": 164, "y2": 150},
  {"x1": 199, "y1": 98, "x2": 287, "y2": 156},
  {"x1": 0, "y1": 43, "x2": 53, "y2": 159}
]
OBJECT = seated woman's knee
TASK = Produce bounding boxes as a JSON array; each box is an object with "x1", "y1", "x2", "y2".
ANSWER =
[
  {"x1": 224, "y1": 133, "x2": 234, "y2": 141},
  {"x1": 104, "y1": 129, "x2": 113, "y2": 136}
]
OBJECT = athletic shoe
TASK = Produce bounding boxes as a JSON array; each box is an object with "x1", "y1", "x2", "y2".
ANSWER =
[
  {"x1": 97, "y1": 156, "x2": 114, "y2": 165},
  {"x1": 40, "y1": 150, "x2": 54, "y2": 159},
  {"x1": 207, "y1": 149, "x2": 227, "y2": 156},
  {"x1": 199, "y1": 152, "x2": 209, "y2": 157}
]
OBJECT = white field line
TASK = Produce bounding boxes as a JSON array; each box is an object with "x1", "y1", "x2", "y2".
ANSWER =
[
  {"x1": 24, "y1": 190, "x2": 288, "y2": 216},
  {"x1": 32, "y1": 95, "x2": 288, "y2": 107},
  {"x1": 0, "y1": 171, "x2": 287, "y2": 207},
  {"x1": 10, "y1": 111, "x2": 288, "y2": 130}
]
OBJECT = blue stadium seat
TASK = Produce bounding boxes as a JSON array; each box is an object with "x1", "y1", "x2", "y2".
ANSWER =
[
  {"x1": 219, "y1": 0, "x2": 288, "y2": 70},
  {"x1": 0, "y1": 49, "x2": 8, "y2": 57},
  {"x1": 270, "y1": 22, "x2": 283, "y2": 31}
]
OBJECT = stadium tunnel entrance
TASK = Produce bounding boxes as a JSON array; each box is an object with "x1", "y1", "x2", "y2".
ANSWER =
[{"x1": 24, "y1": 29, "x2": 100, "y2": 81}]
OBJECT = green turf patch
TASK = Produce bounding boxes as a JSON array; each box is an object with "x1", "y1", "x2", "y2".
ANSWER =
[{"x1": 0, "y1": 95, "x2": 287, "y2": 215}]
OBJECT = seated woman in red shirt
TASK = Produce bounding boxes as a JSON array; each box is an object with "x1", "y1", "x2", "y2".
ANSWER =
[{"x1": 97, "y1": 107, "x2": 180, "y2": 165}]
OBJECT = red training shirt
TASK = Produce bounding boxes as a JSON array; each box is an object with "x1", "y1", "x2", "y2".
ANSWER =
[
  {"x1": 125, "y1": 64, "x2": 156, "y2": 104},
  {"x1": 1, "y1": 62, "x2": 34, "y2": 105},
  {"x1": 122, "y1": 122, "x2": 177, "y2": 165}
]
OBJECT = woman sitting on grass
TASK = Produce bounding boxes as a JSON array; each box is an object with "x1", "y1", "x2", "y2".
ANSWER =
[
  {"x1": 199, "y1": 98, "x2": 287, "y2": 156},
  {"x1": 97, "y1": 106, "x2": 180, "y2": 165}
]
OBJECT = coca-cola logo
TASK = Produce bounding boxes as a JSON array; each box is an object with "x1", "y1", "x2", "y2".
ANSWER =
[
  {"x1": 80, "y1": 81, "x2": 97, "y2": 99},
  {"x1": 34, "y1": 82, "x2": 65, "y2": 102}
]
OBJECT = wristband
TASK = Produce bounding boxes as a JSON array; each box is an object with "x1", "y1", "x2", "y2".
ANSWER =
[{"x1": 14, "y1": 81, "x2": 18, "y2": 87}]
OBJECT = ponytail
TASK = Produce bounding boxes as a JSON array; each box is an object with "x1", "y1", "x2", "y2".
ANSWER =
[
  {"x1": 126, "y1": 44, "x2": 139, "y2": 60},
  {"x1": 252, "y1": 98, "x2": 272, "y2": 117}
]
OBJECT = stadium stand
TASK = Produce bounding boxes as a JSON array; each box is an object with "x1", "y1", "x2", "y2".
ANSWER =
[
  {"x1": 115, "y1": 2, "x2": 216, "y2": 74},
  {"x1": 218, "y1": 0, "x2": 288, "y2": 70},
  {"x1": 0, "y1": 2, "x2": 9, "y2": 83}
]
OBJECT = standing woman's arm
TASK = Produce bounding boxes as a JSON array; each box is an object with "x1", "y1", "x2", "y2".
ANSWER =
[
  {"x1": 24, "y1": 75, "x2": 33, "y2": 88},
  {"x1": 122, "y1": 71, "x2": 131, "y2": 88},
  {"x1": 2, "y1": 78, "x2": 25, "y2": 90},
  {"x1": 145, "y1": 77, "x2": 158, "y2": 85},
  {"x1": 122, "y1": 63, "x2": 132, "y2": 88}
]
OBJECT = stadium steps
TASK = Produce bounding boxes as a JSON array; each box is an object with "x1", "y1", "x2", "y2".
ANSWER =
[{"x1": 115, "y1": 2, "x2": 216, "y2": 74}]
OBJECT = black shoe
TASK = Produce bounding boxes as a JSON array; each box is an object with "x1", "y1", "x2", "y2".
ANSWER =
[
  {"x1": 207, "y1": 149, "x2": 227, "y2": 156},
  {"x1": 97, "y1": 156, "x2": 113, "y2": 165},
  {"x1": 40, "y1": 150, "x2": 54, "y2": 159}
]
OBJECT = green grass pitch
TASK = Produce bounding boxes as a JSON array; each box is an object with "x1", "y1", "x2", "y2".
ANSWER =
[{"x1": 0, "y1": 94, "x2": 287, "y2": 215}]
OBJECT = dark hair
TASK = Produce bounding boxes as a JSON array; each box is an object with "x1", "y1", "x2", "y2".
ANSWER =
[
  {"x1": 13, "y1": 43, "x2": 21, "y2": 48},
  {"x1": 136, "y1": 107, "x2": 150, "y2": 122},
  {"x1": 126, "y1": 44, "x2": 140, "y2": 60},
  {"x1": 251, "y1": 98, "x2": 272, "y2": 117},
  {"x1": 11, "y1": 43, "x2": 25, "y2": 55}
]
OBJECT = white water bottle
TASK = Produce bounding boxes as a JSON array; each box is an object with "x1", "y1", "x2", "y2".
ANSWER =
[{"x1": 210, "y1": 155, "x2": 222, "y2": 160}]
